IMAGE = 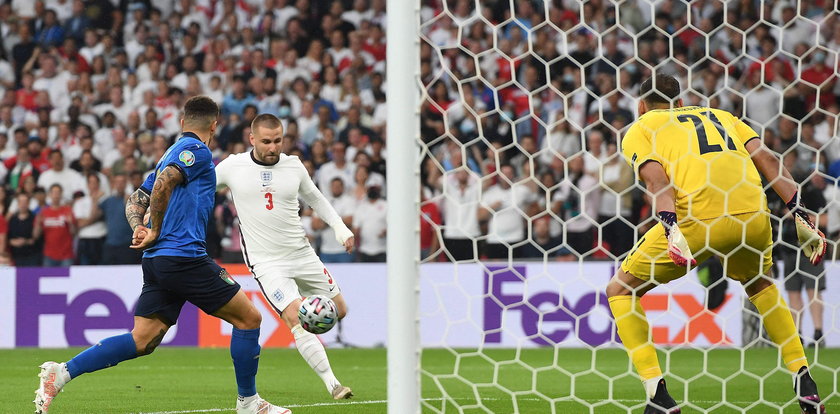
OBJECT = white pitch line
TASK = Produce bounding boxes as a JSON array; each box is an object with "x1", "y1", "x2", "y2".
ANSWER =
[{"x1": 137, "y1": 397, "x2": 811, "y2": 414}]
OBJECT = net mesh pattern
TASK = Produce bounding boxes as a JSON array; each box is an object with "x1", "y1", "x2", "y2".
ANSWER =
[{"x1": 415, "y1": 0, "x2": 840, "y2": 412}]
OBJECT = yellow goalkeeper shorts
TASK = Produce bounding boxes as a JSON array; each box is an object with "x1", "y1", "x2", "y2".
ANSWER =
[{"x1": 620, "y1": 211, "x2": 773, "y2": 284}]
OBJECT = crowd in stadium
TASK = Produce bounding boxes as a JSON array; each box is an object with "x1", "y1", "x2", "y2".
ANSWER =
[
  {"x1": 419, "y1": 0, "x2": 840, "y2": 264},
  {"x1": 0, "y1": 0, "x2": 837, "y2": 266}
]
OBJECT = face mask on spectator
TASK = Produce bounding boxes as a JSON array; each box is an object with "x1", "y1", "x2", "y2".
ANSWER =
[
  {"x1": 278, "y1": 106, "x2": 291, "y2": 118},
  {"x1": 367, "y1": 187, "x2": 381, "y2": 200}
]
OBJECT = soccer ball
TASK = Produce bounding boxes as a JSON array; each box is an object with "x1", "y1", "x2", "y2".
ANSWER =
[{"x1": 298, "y1": 295, "x2": 338, "y2": 334}]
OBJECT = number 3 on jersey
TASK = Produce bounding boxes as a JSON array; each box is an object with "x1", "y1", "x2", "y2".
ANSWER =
[{"x1": 264, "y1": 192, "x2": 274, "y2": 210}]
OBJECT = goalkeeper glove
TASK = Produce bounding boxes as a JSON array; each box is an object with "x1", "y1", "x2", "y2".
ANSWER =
[
  {"x1": 658, "y1": 211, "x2": 697, "y2": 267},
  {"x1": 787, "y1": 192, "x2": 826, "y2": 265}
]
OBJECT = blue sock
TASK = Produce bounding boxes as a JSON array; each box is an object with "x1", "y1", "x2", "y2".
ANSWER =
[
  {"x1": 231, "y1": 328, "x2": 261, "y2": 397},
  {"x1": 65, "y1": 333, "x2": 138, "y2": 379}
]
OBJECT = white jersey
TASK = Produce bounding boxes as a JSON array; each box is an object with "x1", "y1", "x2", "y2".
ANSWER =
[{"x1": 216, "y1": 152, "x2": 353, "y2": 266}]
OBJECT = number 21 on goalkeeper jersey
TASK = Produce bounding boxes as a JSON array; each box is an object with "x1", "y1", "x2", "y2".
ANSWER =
[{"x1": 620, "y1": 106, "x2": 768, "y2": 220}]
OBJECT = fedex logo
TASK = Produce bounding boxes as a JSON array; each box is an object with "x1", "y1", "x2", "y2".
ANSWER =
[
  {"x1": 482, "y1": 266, "x2": 614, "y2": 346},
  {"x1": 14, "y1": 268, "x2": 196, "y2": 347},
  {"x1": 482, "y1": 265, "x2": 734, "y2": 347}
]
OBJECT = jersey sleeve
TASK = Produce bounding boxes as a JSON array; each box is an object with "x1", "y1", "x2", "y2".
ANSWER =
[
  {"x1": 214, "y1": 156, "x2": 231, "y2": 187},
  {"x1": 729, "y1": 113, "x2": 760, "y2": 146},
  {"x1": 139, "y1": 169, "x2": 156, "y2": 194},
  {"x1": 163, "y1": 143, "x2": 213, "y2": 184},
  {"x1": 621, "y1": 121, "x2": 661, "y2": 172}
]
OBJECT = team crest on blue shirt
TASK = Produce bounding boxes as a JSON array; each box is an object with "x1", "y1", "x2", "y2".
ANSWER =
[
  {"x1": 179, "y1": 150, "x2": 195, "y2": 167},
  {"x1": 260, "y1": 171, "x2": 272, "y2": 186}
]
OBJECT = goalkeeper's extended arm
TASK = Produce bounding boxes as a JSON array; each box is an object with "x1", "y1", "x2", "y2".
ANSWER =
[
  {"x1": 745, "y1": 139, "x2": 826, "y2": 265},
  {"x1": 639, "y1": 161, "x2": 697, "y2": 267}
]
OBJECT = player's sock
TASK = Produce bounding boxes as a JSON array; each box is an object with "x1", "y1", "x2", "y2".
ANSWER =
[
  {"x1": 608, "y1": 295, "x2": 662, "y2": 393},
  {"x1": 291, "y1": 324, "x2": 340, "y2": 391},
  {"x1": 65, "y1": 333, "x2": 137, "y2": 379},
  {"x1": 749, "y1": 284, "x2": 808, "y2": 373},
  {"x1": 642, "y1": 376, "x2": 665, "y2": 399},
  {"x1": 231, "y1": 327, "x2": 261, "y2": 398}
]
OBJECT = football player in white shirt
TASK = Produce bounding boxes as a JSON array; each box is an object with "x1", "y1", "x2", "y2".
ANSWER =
[{"x1": 215, "y1": 114, "x2": 355, "y2": 400}]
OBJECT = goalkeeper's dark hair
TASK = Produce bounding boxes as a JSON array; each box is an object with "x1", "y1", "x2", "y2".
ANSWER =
[
  {"x1": 183, "y1": 96, "x2": 219, "y2": 130},
  {"x1": 639, "y1": 75, "x2": 681, "y2": 106}
]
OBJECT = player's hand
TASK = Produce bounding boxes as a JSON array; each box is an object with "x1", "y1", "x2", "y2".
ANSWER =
[
  {"x1": 343, "y1": 236, "x2": 355, "y2": 253},
  {"x1": 334, "y1": 226, "x2": 354, "y2": 252},
  {"x1": 131, "y1": 225, "x2": 158, "y2": 250},
  {"x1": 658, "y1": 211, "x2": 697, "y2": 267},
  {"x1": 787, "y1": 192, "x2": 827, "y2": 265},
  {"x1": 793, "y1": 213, "x2": 826, "y2": 265}
]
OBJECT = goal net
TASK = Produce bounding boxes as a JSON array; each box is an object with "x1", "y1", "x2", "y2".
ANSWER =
[{"x1": 405, "y1": 0, "x2": 840, "y2": 412}]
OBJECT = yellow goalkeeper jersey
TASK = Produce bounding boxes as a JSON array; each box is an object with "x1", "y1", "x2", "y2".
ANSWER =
[{"x1": 621, "y1": 106, "x2": 767, "y2": 220}]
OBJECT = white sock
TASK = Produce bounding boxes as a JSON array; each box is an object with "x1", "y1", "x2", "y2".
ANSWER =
[
  {"x1": 238, "y1": 393, "x2": 259, "y2": 405},
  {"x1": 291, "y1": 324, "x2": 340, "y2": 392},
  {"x1": 59, "y1": 363, "x2": 71, "y2": 384},
  {"x1": 643, "y1": 376, "x2": 663, "y2": 399}
]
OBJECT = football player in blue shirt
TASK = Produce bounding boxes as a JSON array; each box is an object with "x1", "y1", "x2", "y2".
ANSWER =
[{"x1": 35, "y1": 96, "x2": 291, "y2": 414}]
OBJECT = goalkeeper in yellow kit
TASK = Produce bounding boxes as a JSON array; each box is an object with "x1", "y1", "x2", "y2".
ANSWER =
[{"x1": 606, "y1": 75, "x2": 826, "y2": 414}]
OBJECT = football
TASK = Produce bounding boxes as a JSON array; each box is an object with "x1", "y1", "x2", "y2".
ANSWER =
[{"x1": 298, "y1": 295, "x2": 338, "y2": 334}]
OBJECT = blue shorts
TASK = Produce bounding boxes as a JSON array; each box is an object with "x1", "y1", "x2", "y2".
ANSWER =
[{"x1": 135, "y1": 255, "x2": 241, "y2": 325}]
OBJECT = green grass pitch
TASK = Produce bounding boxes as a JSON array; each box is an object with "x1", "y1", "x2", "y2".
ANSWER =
[{"x1": 1, "y1": 347, "x2": 837, "y2": 413}]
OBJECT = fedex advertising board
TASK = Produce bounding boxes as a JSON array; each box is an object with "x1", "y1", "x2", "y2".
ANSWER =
[{"x1": 1, "y1": 262, "x2": 837, "y2": 348}]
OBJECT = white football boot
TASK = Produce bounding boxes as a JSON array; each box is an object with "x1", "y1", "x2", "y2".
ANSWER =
[
  {"x1": 235, "y1": 394, "x2": 292, "y2": 414},
  {"x1": 34, "y1": 362, "x2": 69, "y2": 414}
]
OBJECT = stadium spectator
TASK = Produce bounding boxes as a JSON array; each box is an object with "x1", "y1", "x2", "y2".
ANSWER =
[
  {"x1": 8, "y1": 192, "x2": 39, "y2": 266},
  {"x1": 478, "y1": 164, "x2": 535, "y2": 259},
  {"x1": 352, "y1": 184, "x2": 386, "y2": 262},
  {"x1": 313, "y1": 177, "x2": 357, "y2": 263},
  {"x1": 73, "y1": 173, "x2": 106, "y2": 265},
  {"x1": 99, "y1": 173, "x2": 140, "y2": 265},
  {"x1": 37, "y1": 149, "x2": 84, "y2": 202},
  {"x1": 33, "y1": 183, "x2": 75, "y2": 266},
  {"x1": 434, "y1": 159, "x2": 480, "y2": 262}
]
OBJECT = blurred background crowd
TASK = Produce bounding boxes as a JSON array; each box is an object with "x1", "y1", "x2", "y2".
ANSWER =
[{"x1": 0, "y1": 0, "x2": 836, "y2": 267}]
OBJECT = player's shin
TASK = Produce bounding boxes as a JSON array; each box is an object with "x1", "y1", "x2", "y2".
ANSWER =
[
  {"x1": 291, "y1": 324, "x2": 340, "y2": 392},
  {"x1": 230, "y1": 328, "x2": 261, "y2": 398},
  {"x1": 749, "y1": 284, "x2": 808, "y2": 372},
  {"x1": 65, "y1": 333, "x2": 138, "y2": 379},
  {"x1": 608, "y1": 296, "x2": 663, "y2": 397}
]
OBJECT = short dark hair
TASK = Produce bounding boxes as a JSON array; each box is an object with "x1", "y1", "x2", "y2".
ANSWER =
[
  {"x1": 251, "y1": 113, "x2": 283, "y2": 131},
  {"x1": 640, "y1": 75, "x2": 681, "y2": 106},
  {"x1": 183, "y1": 96, "x2": 219, "y2": 130}
]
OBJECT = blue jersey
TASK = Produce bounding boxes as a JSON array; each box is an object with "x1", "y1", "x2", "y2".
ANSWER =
[{"x1": 140, "y1": 133, "x2": 215, "y2": 258}]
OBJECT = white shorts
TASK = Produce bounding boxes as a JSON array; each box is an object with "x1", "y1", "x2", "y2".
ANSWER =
[{"x1": 252, "y1": 254, "x2": 341, "y2": 313}]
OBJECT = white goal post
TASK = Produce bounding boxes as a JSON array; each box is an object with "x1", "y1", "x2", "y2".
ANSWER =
[{"x1": 386, "y1": 0, "x2": 421, "y2": 413}]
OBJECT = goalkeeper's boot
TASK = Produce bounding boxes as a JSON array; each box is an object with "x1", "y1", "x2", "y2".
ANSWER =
[
  {"x1": 236, "y1": 394, "x2": 292, "y2": 414},
  {"x1": 644, "y1": 379, "x2": 681, "y2": 414},
  {"x1": 794, "y1": 366, "x2": 826, "y2": 414},
  {"x1": 34, "y1": 362, "x2": 68, "y2": 414},
  {"x1": 331, "y1": 384, "x2": 354, "y2": 399}
]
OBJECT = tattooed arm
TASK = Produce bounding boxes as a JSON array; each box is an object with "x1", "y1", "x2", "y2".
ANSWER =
[
  {"x1": 125, "y1": 188, "x2": 151, "y2": 231},
  {"x1": 131, "y1": 165, "x2": 185, "y2": 250}
]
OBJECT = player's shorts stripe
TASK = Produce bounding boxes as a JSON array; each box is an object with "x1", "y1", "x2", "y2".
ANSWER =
[{"x1": 238, "y1": 224, "x2": 254, "y2": 272}]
